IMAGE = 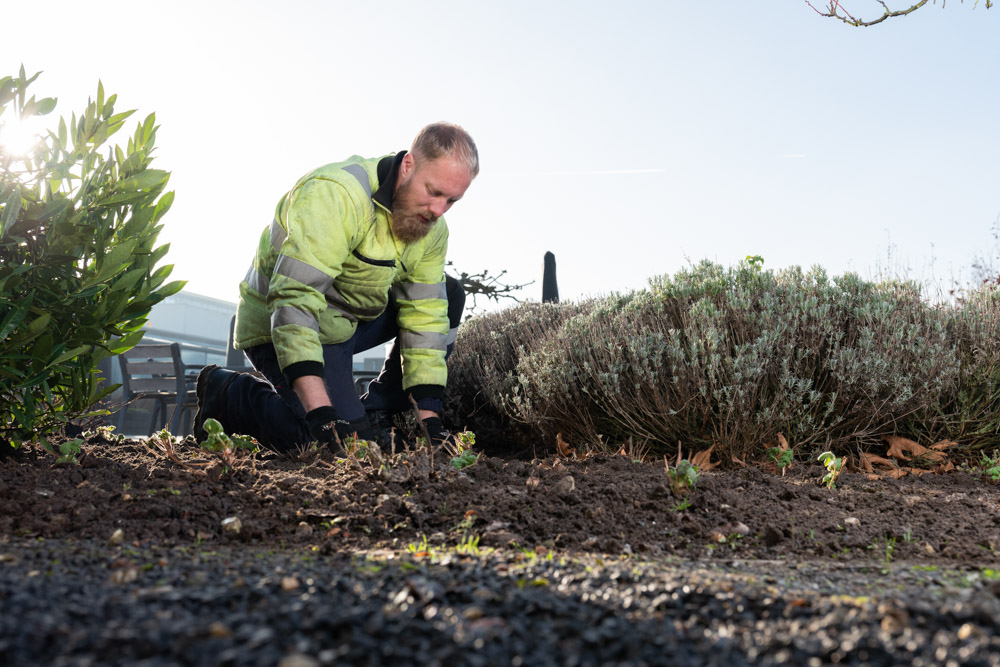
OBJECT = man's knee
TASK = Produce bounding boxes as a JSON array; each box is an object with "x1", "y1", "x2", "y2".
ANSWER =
[{"x1": 445, "y1": 274, "x2": 466, "y2": 328}]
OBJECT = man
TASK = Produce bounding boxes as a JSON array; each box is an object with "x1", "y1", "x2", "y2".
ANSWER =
[{"x1": 193, "y1": 122, "x2": 478, "y2": 452}]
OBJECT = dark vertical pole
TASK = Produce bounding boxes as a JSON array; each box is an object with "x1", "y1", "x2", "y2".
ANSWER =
[{"x1": 542, "y1": 251, "x2": 559, "y2": 304}]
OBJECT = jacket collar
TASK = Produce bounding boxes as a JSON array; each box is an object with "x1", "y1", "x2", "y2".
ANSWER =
[{"x1": 373, "y1": 151, "x2": 407, "y2": 211}]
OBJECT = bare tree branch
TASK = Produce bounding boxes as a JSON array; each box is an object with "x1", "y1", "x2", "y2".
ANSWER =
[
  {"x1": 447, "y1": 261, "x2": 533, "y2": 318},
  {"x1": 807, "y1": 0, "x2": 992, "y2": 26}
]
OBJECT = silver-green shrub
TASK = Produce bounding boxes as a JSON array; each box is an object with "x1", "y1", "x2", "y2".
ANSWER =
[
  {"x1": 455, "y1": 260, "x2": 973, "y2": 458},
  {"x1": 444, "y1": 300, "x2": 593, "y2": 448},
  {"x1": 911, "y1": 285, "x2": 1000, "y2": 450}
]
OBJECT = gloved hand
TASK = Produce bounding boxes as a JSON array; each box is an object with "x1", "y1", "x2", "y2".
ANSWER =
[
  {"x1": 421, "y1": 416, "x2": 451, "y2": 446},
  {"x1": 305, "y1": 407, "x2": 376, "y2": 451}
]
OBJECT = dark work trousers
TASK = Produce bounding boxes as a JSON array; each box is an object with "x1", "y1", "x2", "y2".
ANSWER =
[{"x1": 220, "y1": 275, "x2": 465, "y2": 451}]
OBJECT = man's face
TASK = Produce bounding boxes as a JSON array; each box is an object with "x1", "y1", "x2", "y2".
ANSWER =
[{"x1": 392, "y1": 153, "x2": 473, "y2": 243}]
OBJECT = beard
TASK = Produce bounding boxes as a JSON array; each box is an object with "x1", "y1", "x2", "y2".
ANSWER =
[{"x1": 391, "y1": 178, "x2": 438, "y2": 243}]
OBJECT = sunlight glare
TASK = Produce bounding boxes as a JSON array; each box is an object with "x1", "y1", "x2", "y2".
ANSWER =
[{"x1": 0, "y1": 114, "x2": 46, "y2": 158}]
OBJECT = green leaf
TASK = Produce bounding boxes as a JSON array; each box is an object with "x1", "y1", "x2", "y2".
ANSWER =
[
  {"x1": 2, "y1": 187, "x2": 22, "y2": 239},
  {"x1": 153, "y1": 280, "x2": 185, "y2": 299},
  {"x1": 116, "y1": 169, "x2": 168, "y2": 193},
  {"x1": 45, "y1": 345, "x2": 91, "y2": 368},
  {"x1": 0, "y1": 293, "x2": 34, "y2": 340},
  {"x1": 35, "y1": 97, "x2": 57, "y2": 115},
  {"x1": 0, "y1": 77, "x2": 14, "y2": 105},
  {"x1": 107, "y1": 330, "x2": 146, "y2": 354}
]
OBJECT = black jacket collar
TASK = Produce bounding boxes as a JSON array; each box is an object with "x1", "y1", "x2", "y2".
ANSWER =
[{"x1": 374, "y1": 151, "x2": 407, "y2": 210}]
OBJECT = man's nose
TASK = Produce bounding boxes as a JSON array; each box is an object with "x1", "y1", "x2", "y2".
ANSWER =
[{"x1": 429, "y1": 199, "x2": 447, "y2": 218}]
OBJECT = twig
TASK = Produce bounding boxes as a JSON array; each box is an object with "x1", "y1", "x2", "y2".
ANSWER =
[
  {"x1": 806, "y1": 0, "x2": 932, "y2": 26},
  {"x1": 408, "y1": 393, "x2": 436, "y2": 474}
]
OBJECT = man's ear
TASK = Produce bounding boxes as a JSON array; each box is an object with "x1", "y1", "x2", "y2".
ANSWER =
[{"x1": 399, "y1": 152, "x2": 415, "y2": 180}]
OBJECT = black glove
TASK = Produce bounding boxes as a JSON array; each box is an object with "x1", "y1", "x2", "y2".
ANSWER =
[
  {"x1": 421, "y1": 416, "x2": 451, "y2": 446},
  {"x1": 305, "y1": 407, "x2": 376, "y2": 451}
]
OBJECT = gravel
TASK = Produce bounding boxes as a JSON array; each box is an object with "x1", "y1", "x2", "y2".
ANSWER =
[{"x1": 3, "y1": 538, "x2": 1000, "y2": 666}]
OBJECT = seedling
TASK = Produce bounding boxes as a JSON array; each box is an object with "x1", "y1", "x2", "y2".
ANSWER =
[
  {"x1": 445, "y1": 430, "x2": 480, "y2": 470},
  {"x1": 669, "y1": 498, "x2": 693, "y2": 512},
  {"x1": 767, "y1": 446, "x2": 794, "y2": 474},
  {"x1": 341, "y1": 433, "x2": 370, "y2": 461},
  {"x1": 455, "y1": 534, "x2": 481, "y2": 556},
  {"x1": 666, "y1": 459, "x2": 699, "y2": 495},
  {"x1": 976, "y1": 454, "x2": 1000, "y2": 482},
  {"x1": 201, "y1": 418, "x2": 260, "y2": 472},
  {"x1": 817, "y1": 451, "x2": 844, "y2": 488},
  {"x1": 40, "y1": 437, "x2": 83, "y2": 465},
  {"x1": 406, "y1": 534, "x2": 432, "y2": 557}
]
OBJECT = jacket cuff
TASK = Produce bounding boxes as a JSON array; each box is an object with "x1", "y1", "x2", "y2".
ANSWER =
[
  {"x1": 284, "y1": 360, "x2": 324, "y2": 385},
  {"x1": 409, "y1": 384, "x2": 444, "y2": 402}
]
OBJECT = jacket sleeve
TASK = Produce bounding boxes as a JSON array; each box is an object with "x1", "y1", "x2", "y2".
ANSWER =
[
  {"x1": 393, "y1": 224, "x2": 450, "y2": 399},
  {"x1": 268, "y1": 177, "x2": 357, "y2": 382}
]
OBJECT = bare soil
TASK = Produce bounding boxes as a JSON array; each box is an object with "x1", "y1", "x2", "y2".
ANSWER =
[
  {"x1": 2, "y1": 432, "x2": 1000, "y2": 665},
  {"x1": 2, "y1": 433, "x2": 999, "y2": 563}
]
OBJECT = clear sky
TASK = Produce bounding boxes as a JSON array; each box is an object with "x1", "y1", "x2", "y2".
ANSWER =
[{"x1": 5, "y1": 1, "x2": 998, "y2": 306}]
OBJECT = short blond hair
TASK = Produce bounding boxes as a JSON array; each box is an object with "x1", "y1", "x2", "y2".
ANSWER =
[{"x1": 411, "y1": 122, "x2": 479, "y2": 178}]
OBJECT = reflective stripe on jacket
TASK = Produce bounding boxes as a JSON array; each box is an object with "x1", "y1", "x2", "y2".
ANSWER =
[{"x1": 234, "y1": 153, "x2": 450, "y2": 394}]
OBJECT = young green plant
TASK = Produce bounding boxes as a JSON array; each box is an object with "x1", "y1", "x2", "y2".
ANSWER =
[
  {"x1": 665, "y1": 455, "x2": 699, "y2": 496},
  {"x1": 446, "y1": 430, "x2": 479, "y2": 470},
  {"x1": 201, "y1": 418, "x2": 259, "y2": 472},
  {"x1": 767, "y1": 446, "x2": 794, "y2": 474},
  {"x1": 818, "y1": 451, "x2": 844, "y2": 489}
]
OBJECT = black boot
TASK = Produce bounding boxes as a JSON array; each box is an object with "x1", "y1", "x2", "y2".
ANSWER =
[{"x1": 192, "y1": 365, "x2": 239, "y2": 442}]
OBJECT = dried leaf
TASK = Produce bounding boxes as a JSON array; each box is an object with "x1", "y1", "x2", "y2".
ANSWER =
[
  {"x1": 555, "y1": 433, "x2": 576, "y2": 458},
  {"x1": 690, "y1": 444, "x2": 719, "y2": 472},
  {"x1": 777, "y1": 433, "x2": 789, "y2": 451},
  {"x1": 731, "y1": 456, "x2": 747, "y2": 467},
  {"x1": 884, "y1": 436, "x2": 946, "y2": 462},
  {"x1": 886, "y1": 468, "x2": 908, "y2": 479},
  {"x1": 930, "y1": 440, "x2": 959, "y2": 452},
  {"x1": 935, "y1": 461, "x2": 956, "y2": 474},
  {"x1": 859, "y1": 452, "x2": 897, "y2": 473}
]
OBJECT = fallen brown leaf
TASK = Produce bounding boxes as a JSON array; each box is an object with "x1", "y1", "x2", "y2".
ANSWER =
[
  {"x1": 690, "y1": 444, "x2": 719, "y2": 472},
  {"x1": 555, "y1": 433, "x2": 576, "y2": 458},
  {"x1": 884, "y1": 435, "x2": 946, "y2": 463},
  {"x1": 858, "y1": 452, "x2": 897, "y2": 473},
  {"x1": 930, "y1": 440, "x2": 959, "y2": 452},
  {"x1": 777, "y1": 433, "x2": 789, "y2": 451}
]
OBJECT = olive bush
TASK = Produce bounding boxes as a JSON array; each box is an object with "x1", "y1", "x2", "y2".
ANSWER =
[{"x1": 0, "y1": 68, "x2": 183, "y2": 448}]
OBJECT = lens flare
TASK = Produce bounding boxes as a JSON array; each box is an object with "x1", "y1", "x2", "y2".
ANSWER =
[{"x1": 0, "y1": 115, "x2": 46, "y2": 157}]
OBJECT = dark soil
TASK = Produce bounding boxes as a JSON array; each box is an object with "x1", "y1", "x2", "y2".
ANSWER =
[{"x1": 3, "y1": 433, "x2": 1000, "y2": 665}]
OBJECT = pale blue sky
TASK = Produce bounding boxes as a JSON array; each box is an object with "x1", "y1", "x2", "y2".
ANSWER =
[{"x1": 5, "y1": 1, "x2": 998, "y2": 305}]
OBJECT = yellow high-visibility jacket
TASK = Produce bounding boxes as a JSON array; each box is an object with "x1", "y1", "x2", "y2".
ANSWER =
[{"x1": 234, "y1": 152, "x2": 449, "y2": 400}]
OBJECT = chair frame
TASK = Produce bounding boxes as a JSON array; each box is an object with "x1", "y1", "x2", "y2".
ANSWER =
[{"x1": 116, "y1": 342, "x2": 197, "y2": 436}]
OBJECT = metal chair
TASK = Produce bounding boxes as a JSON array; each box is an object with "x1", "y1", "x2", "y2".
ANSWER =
[
  {"x1": 353, "y1": 370, "x2": 379, "y2": 397},
  {"x1": 116, "y1": 342, "x2": 197, "y2": 436}
]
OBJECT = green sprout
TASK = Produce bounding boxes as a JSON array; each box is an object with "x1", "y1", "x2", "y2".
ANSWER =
[
  {"x1": 201, "y1": 418, "x2": 259, "y2": 472},
  {"x1": 667, "y1": 459, "x2": 699, "y2": 495},
  {"x1": 40, "y1": 437, "x2": 83, "y2": 465},
  {"x1": 767, "y1": 446, "x2": 794, "y2": 472},
  {"x1": 818, "y1": 451, "x2": 844, "y2": 489},
  {"x1": 447, "y1": 430, "x2": 480, "y2": 470},
  {"x1": 977, "y1": 454, "x2": 1000, "y2": 482}
]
